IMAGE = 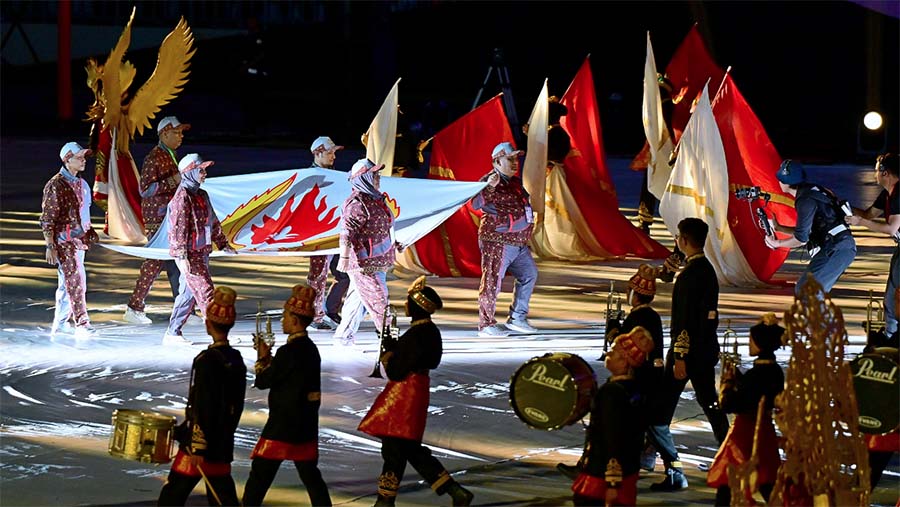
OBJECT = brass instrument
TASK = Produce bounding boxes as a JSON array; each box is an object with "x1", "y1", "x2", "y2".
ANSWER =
[
  {"x1": 252, "y1": 301, "x2": 275, "y2": 351},
  {"x1": 864, "y1": 289, "x2": 886, "y2": 336},
  {"x1": 600, "y1": 281, "x2": 625, "y2": 360},
  {"x1": 719, "y1": 320, "x2": 740, "y2": 406},
  {"x1": 370, "y1": 305, "x2": 399, "y2": 379}
]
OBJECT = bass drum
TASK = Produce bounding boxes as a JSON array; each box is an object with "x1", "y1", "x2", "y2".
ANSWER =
[
  {"x1": 108, "y1": 409, "x2": 176, "y2": 463},
  {"x1": 509, "y1": 352, "x2": 597, "y2": 430},
  {"x1": 850, "y1": 348, "x2": 899, "y2": 435}
]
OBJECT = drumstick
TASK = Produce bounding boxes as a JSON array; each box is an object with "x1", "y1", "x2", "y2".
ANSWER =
[{"x1": 196, "y1": 463, "x2": 223, "y2": 506}]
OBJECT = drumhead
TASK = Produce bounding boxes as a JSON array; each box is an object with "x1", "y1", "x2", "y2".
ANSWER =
[
  {"x1": 509, "y1": 353, "x2": 596, "y2": 430},
  {"x1": 850, "y1": 353, "x2": 899, "y2": 434}
]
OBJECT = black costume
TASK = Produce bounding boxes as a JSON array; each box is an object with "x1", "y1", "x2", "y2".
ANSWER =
[
  {"x1": 242, "y1": 332, "x2": 331, "y2": 507},
  {"x1": 661, "y1": 252, "x2": 729, "y2": 443},
  {"x1": 158, "y1": 343, "x2": 246, "y2": 506}
]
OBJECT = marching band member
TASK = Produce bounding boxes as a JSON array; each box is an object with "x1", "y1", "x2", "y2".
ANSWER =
[
  {"x1": 124, "y1": 116, "x2": 190, "y2": 325},
  {"x1": 243, "y1": 283, "x2": 332, "y2": 506},
  {"x1": 305, "y1": 136, "x2": 349, "y2": 331},
  {"x1": 164, "y1": 153, "x2": 236, "y2": 345},
  {"x1": 358, "y1": 276, "x2": 474, "y2": 506},
  {"x1": 572, "y1": 328, "x2": 654, "y2": 506},
  {"x1": 158, "y1": 287, "x2": 246, "y2": 506},
  {"x1": 334, "y1": 158, "x2": 396, "y2": 346},
  {"x1": 472, "y1": 142, "x2": 538, "y2": 337},
  {"x1": 42, "y1": 142, "x2": 99, "y2": 339},
  {"x1": 707, "y1": 313, "x2": 785, "y2": 505}
]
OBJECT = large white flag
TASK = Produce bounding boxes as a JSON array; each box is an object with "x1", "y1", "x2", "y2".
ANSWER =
[
  {"x1": 365, "y1": 78, "x2": 400, "y2": 176},
  {"x1": 522, "y1": 79, "x2": 549, "y2": 212},
  {"x1": 102, "y1": 168, "x2": 486, "y2": 260},
  {"x1": 658, "y1": 84, "x2": 760, "y2": 286},
  {"x1": 642, "y1": 31, "x2": 675, "y2": 200}
]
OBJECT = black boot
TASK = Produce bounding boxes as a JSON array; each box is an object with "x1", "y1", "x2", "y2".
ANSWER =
[
  {"x1": 649, "y1": 467, "x2": 688, "y2": 492},
  {"x1": 556, "y1": 462, "x2": 581, "y2": 480},
  {"x1": 374, "y1": 494, "x2": 396, "y2": 507},
  {"x1": 445, "y1": 482, "x2": 474, "y2": 506}
]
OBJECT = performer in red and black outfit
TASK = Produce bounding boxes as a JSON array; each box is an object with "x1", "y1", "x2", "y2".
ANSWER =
[
  {"x1": 708, "y1": 313, "x2": 785, "y2": 505},
  {"x1": 472, "y1": 142, "x2": 538, "y2": 337},
  {"x1": 158, "y1": 287, "x2": 246, "y2": 506},
  {"x1": 164, "y1": 153, "x2": 236, "y2": 345},
  {"x1": 42, "y1": 142, "x2": 100, "y2": 339},
  {"x1": 334, "y1": 158, "x2": 396, "y2": 346},
  {"x1": 572, "y1": 328, "x2": 654, "y2": 506},
  {"x1": 243, "y1": 283, "x2": 332, "y2": 506},
  {"x1": 651, "y1": 218, "x2": 730, "y2": 492},
  {"x1": 358, "y1": 276, "x2": 474, "y2": 506},
  {"x1": 305, "y1": 136, "x2": 349, "y2": 330},
  {"x1": 124, "y1": 117, "x2": 190, "y2": 325}
]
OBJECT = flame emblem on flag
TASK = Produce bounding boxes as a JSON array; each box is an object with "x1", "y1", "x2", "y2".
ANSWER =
[
  {"x1": 383, "y1": 193, "x2": 400, "y2": 218},
  {"x1": 250, "y1": 184, "x2": 340, "y2": 246},
  {"x1": 221, "y1": 174, "x2": 297, "y2": 248}
]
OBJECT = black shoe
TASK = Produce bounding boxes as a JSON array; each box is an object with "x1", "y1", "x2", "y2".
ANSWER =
[
  {"x1": 556, "y1": 462, "x2": 581, "y2": 480},
  {"x1": 445, "y1": 482, "x2": 473, "y2": 506},
  {"x1": 374, "y1": 494, "x2": 396, "y2": 507},
  {"x1": 649, "y1": 468, "x2": 688, "y2": 492},
  {"x1": 327, "y1": 312, "x2": 342, "y2": 325}
]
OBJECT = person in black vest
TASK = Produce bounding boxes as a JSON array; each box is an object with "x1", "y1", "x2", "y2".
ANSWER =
[
  {"x1": 242, "y1": 283, "x2": 332, "y2": 506},
  {"x1": 650, "y1": 217, "x2": 730, "y2": 492},
  {"x1": 358, "y1": 276, "x2": 474, "y2": 506},
  {"x1": 158, "y1": 287, "x2": 246, "y2": 506},
  {"x1": 571, "y1": 328, "x2": 654, "y2": 506},
  {"x1": 707, "y1": 313, "x2": 785, "y2": 505},
  {"x1": 766, "y1": 159, "x2": 856, "y2": 295}
]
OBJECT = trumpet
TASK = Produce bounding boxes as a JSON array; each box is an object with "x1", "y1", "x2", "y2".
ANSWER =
[
  {"x1": 600, "y1": 281, "x2": 625, "y2": 360},
  {"x1": 719, "y1": 319, "x2": 740, "y2": 405},
  {"x1": 252, "y1": 301, "x2": 275, "y2": 351},
  {"x1": 864, "y1": 289, "x2": 887, "y2": 335},
  {"x1": 370, "y1": 305, "x2": 399, "y2": 379}
]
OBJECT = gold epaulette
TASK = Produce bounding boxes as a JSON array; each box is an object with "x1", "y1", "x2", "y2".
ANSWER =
[
  {"x1": 605, "y1": 458, "x2": 623, "y2": 487},
  {"x1": 190, "y1": 423, "x2": 207, "y2": 452},
  {"x1": 673, "y1": 330, "x2": 690, "y2": 359}
]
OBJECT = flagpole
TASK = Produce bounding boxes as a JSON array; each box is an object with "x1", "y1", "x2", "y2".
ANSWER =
[{"x1": 712, "y1": 66, "x2": 733, "y2": 104}]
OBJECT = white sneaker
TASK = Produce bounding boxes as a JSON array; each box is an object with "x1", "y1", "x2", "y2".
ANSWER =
[
  {"x1": 162, "y1": 333, "x2": 192, "y2": 346},
  {"x1": 186, "y1": 314, "x2": 204, "y2": 326},
  {"x1": 478, "y1": 324, "x2": 510, "y2": 338},
  {"x1": 50, "y1": 321, "x2": 74, "y2": 337},
  {"x1": 123, "y1": 307, "x2": 152, "y2": 325},
  {"x1": 308, "y1": 317, "x2": 336, "y2": 331},
  {"x1": 506, "y1": 318, "x2": 538, "y2": 333},
  {"x1": 73, "y1": 325, "x2": 99, "y2": 339}
]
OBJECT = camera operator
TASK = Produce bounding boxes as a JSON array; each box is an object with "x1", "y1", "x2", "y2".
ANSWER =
[
  {"x1": 846, "y1": 153, "x2": 899, "y2": 336},
  {"x1": 764, "y1": 160, "x2": 856, "y2": 294}
]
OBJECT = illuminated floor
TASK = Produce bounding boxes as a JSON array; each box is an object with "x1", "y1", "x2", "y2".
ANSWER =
[{"x1": 1, "y1": 139, "x2": 896, "y2": 505}]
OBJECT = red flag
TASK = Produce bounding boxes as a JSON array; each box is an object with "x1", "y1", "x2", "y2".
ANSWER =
[
  {"x1": 713, "y1": 74, "x2": 797, "y2": 283},
  {"x1": 408, "y1": 95, "x2": 513, "y2": 277},
  {"x1": 665, "y1": 26, "x2": 724, "y2": 142},
  {"x1": 559, "y1": 58, "x2": 670, "y2": 259}
]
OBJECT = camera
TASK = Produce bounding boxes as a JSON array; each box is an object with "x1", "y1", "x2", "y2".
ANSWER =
[{"x1": 734, "y1": 186, "x2": 770, "y2": 202}]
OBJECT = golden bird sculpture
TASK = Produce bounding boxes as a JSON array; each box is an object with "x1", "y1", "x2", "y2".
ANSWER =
[{"x1": 84, "y1": 7, "x2": 195, "y2": 242}]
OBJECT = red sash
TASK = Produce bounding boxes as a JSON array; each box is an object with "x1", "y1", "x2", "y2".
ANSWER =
[
  {"x1": 866, "y1": 430, "x2": 900, "y2": 453},
  {"x1": 358, "y1": 373, "x2": 429, "y2": 441},
  {"x1": 251, "y1": 438, "x2": 318, "y2": 461},
  {"x1": 571, "y1": 472, "x2": 638, "y2": 505},
  {"x1": 707, "y1": 412, "x2": 780, "y2": 489},
  {"x1": 170, "y1": 449, "x2": 231, "y2": 477}
]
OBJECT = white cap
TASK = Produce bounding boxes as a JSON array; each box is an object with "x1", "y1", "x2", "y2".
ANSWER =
[
  {"x1": 491, "y1": 142, "x2": 524, "y2": 160},
  {"x1": 310, "y1": 136, "x2": 344, "y2": 154},
  {"x1": 59, "y1": 142, "x2": 93, "y2": 162},
  {"x1": 157, "y1": 116, "x2": 191, "y2": 133},
  {"x1": 349, "y1": 158, "x2": 384, "y2": 180},
  {"x1": 177, "y1": 153, "x2": 214, "y2": 174}
]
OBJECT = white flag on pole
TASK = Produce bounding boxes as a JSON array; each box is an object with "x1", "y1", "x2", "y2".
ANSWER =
[
  {"x1": 365, "y1": 78, "x2": 400, "y2": 176},
  {"x1": 522, "y1": 78, "x2": 549, "y2": 212},
  {"x1": 642, "y1": 31, "x2": 675, "y2": 200}
]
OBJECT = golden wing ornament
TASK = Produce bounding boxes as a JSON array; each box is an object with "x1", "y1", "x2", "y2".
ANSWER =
[
  {"x1": 100, "y1": 6, "x2": 135, "y2": 134},
  {"x1": 125, "y1": 16, "x2": 195, "y2": 142}
]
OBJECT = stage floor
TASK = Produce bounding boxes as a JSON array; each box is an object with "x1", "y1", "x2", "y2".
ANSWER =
[{"x1": 2, "y1": 138, "x2": 897, "y2": 505}]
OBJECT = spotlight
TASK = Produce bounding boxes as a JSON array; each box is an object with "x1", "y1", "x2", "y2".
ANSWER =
[{"x1": 863, "y1": 111, "x2": 883, "y2": 131}]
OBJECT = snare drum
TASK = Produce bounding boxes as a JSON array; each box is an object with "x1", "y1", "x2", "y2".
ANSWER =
[
  {"x1": 850, "y1": 348, "x2": 899, "y2": 435},
  {"x1": 510, "y1": 353, "x2": 598, "y2": 430},
  {"x1": 108, "y1": 409, "x2": 176, "y2": 463}
]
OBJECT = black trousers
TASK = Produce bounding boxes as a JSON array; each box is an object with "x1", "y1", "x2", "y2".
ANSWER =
[
  {"x1": 870, "y1": 450, "x2": 896, "y2": 490},
  {"x1": 659, "y1": 356, "x2": 730, "y2": 445},
  {"x1": 157, "y1": 470, "x2": 239, "y2": 506},
  {"x1": 325, "y1": 254, "x2": 350, "y2": 317},
  {"x1": 381, "y1": 437, "x2": 447, "y2": 492},
  {"x1": 242, "y1": 457, "x2": 332, "y2": 507}
]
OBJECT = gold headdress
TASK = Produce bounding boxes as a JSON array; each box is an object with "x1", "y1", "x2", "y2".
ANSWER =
[{"x1": 407, "y1": 276, "x2": 438, "y2": 314}]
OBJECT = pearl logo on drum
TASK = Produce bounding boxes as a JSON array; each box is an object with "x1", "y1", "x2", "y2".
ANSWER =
[
  {"x1": 852, "y1": 357, "x2": 898, "y2": 384},
  {"x1": 523, "y1": 363, "x2": 570, "y2": 392}
]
